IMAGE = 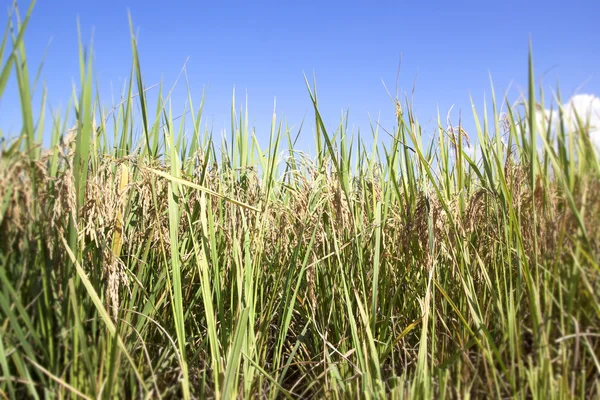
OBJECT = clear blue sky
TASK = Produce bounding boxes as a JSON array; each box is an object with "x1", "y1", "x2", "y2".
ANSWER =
[{"x1": 1, "y1": 0, "x2": 599, "y2": 155}]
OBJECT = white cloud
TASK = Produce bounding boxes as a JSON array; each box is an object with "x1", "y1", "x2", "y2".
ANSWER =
[
  {"x1": 535, "y1": 93, "x2": 600, "y2": 153},
  {"x1": 443, "y1": 94, "x2": 600, "y2": 165}
]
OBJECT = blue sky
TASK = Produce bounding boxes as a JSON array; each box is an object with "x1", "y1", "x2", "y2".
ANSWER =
[{"x1": 1, "y1": 0, "x2": 599, "y2": 155}]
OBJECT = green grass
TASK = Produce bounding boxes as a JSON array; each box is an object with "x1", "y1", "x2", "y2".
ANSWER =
[{"x1": 1, "y1": 2, "x2": 599, "y2": 398}]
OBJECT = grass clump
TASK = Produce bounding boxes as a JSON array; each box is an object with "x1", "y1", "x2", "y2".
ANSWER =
[{"x1": 1, "y1": 2, "x2": 599, "y2": 399}]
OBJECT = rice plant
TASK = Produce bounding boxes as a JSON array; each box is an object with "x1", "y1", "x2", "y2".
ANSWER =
[{"x1": 0, "y1": 2, "x2": 599, "y2": 399}]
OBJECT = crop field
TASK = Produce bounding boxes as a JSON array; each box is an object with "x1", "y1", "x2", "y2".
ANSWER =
[{"x1": 1, "y1": 2, "x2": 599, "y2": 399}]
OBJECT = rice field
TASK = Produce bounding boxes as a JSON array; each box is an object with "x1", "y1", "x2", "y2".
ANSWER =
[{"x1": 1, "y1": 2, "x2": 599, "y2": 399}]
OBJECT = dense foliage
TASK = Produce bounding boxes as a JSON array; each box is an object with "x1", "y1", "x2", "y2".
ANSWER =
[{"x1": 1, "y1": 2, "x2": 599, "y2": 398}]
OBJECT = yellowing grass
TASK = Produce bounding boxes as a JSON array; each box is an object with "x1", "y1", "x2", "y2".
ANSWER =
[{"x1": 0, "y1": 3, "x2": 599, "y2": 399}]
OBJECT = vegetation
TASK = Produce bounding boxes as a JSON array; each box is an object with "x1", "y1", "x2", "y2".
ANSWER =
[{"x1": 1, "y1": 2, "x2": 599, "y2": 398}]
